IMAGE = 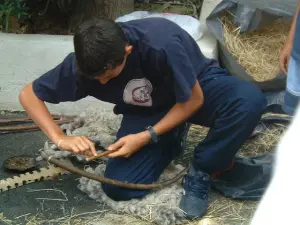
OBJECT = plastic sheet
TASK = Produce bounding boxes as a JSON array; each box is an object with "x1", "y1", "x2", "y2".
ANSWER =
[
  {"x1": 211, "y1": 153, "x2": 274, "y2": 200},
  {"x1": 116, "y1": 11, "x2": 203, "y2": 41}
]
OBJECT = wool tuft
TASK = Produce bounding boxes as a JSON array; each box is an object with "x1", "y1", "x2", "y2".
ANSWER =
[{"x1": 37, "y1": 106, "x2": 188, "y2": 225}]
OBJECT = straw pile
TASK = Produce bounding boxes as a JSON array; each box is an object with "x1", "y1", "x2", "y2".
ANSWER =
[{"x1": 221, "y1": 14, "x2": 291, "y2": 82}]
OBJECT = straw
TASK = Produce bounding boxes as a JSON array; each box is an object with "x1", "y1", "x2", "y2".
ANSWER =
[{"x1": 221, "y1": 13, "x2": 291, "y2": 82}]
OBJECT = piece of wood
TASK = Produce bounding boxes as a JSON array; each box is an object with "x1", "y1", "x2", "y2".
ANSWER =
[
  {"x1": 86, "y1": 150, "x2": 118, "y2": 161},
  {"x1": 0, "y1": 115, "x2": 64, "y2": 125},
  {"x1": 0, "y1": 118, "x2": 73, "y2": 132}
]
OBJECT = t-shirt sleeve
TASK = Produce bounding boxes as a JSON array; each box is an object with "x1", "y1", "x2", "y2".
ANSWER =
[
  {"x1": 32, "y1": 53, "x2": 88, "y2": 104},
  {"x1": 163, "y1": 38, "x2": 197, "y2": 103}
]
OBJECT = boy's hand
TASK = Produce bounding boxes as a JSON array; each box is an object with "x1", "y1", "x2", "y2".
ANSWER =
[
  {"x1": 106, "y1": 131, "x2": 151, "y2": 158},
  {"x1": 57, "y1": 136, "x2": 97, "y2": 156},
  {"x1": 280, "y1": 42, "x2": 293, "y2": 74}
]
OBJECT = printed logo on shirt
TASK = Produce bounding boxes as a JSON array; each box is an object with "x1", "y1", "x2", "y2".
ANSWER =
[{"x1": 123, "y1": 78, "x2": 153, "y2": 107}]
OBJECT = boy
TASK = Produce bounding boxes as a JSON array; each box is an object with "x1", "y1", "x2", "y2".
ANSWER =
[
  {"x1": 280, "y1": 0, "x2": 300, "y2": 115},
  {"x1": 19, "y1": 17, "x2": 266, "y2": 220}
]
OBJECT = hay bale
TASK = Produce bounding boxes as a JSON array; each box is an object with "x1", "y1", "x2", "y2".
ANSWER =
[{"x1": 221, "y1": 13, "x2": 291, "y2": 82}]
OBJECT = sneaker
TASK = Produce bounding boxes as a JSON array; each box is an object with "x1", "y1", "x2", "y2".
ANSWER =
[{"x1": 179, "y1": 164, "x2": 211, "y2": 220}]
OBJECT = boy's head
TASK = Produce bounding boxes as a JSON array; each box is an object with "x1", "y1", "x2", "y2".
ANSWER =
[{"x1": 74, "y1": 18, "x2": 132, "y2": 84}]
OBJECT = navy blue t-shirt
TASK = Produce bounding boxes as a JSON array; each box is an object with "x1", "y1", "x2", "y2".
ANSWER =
[
  {"x1": 292, "y1": 13, "x2": 300, "y2": 62},
  {"x1": 32, "y1": 17, "x2": 220, "y2": 115}
]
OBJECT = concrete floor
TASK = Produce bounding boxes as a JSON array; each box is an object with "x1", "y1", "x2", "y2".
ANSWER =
[{"x1": 0, "y1": 111, "x2": 105, "y2": 224}]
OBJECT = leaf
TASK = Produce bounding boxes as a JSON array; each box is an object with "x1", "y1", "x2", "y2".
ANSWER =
[
  {"x1": 0, "y1": 4, "x2": 6, "y2": 11},
  {"x1": 155, "y1": 2, "x2": 171, "y2": 12}
]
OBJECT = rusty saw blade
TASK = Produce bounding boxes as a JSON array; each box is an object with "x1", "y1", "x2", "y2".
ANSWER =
[{"x1": 0, "y1": 165, "x2": 69, "y2": 193}]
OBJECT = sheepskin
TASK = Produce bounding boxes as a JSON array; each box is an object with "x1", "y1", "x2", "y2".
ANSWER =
[
  {"x1": 78, "y1": 163, "x2": 187, "y2": 225},
  {"x1": 38, "y1": 106, "x2": 188, "y2": 225}
]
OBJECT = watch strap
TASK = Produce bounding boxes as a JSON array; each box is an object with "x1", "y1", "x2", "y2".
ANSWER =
[{"x1": 146, "y1": 126, "x2": 159, "y2": 143}]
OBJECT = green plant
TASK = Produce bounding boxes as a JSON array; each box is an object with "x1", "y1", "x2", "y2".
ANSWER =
[{"x1": 0, "y1": 0, "x2": 29, "y2": 32}]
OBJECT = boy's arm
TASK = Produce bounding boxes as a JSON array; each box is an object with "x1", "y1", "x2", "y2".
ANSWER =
[
  {"x1": 19, "y1": 82, "x2": 66, "y2": 144},
  {"x1": 151, "y1": 81, "x2": 203, "y2": 137},
  {"x1": 150, "y1": 40, "x2": 203, "y2": 137},
  {"x1": 280, "y1": 0, "x2": 300, "y2": 73},
  {"x1": 19, "y1": 54, "x2": 97, "y2": 156}
]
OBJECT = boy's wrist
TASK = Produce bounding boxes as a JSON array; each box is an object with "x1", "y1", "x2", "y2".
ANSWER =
[
  {"x1": 145, "y1": 126, "x2": 160, "y2": 143},
  {"x1": 139, "y1": 130, "x2": 152, "y2": 145},
  {"x1": 53, "y1": 133, "x2": 67, "y2": 146}
]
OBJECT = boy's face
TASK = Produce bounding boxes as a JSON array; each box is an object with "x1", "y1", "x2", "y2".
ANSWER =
[{"x1": 96, "y1": 45, "x2": 132, "y2": 84}]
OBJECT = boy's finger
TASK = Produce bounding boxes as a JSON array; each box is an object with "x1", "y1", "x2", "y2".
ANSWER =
[
  {"x1": 76, "y1": 141, "x2": 88, "y2": 152},
  {"x1": 88, "y1": 142, "x2": 97, "y2": 156},
  {"x1": 79, "y1": 137, "x2": 90, "y2": 150},
  {"x1": 108, "y1": 139, "x2": 125, "y2": 151},
  {"x1": 280, "y1": 56, "x2": 286, "y2": 74},
  {"x1": 279, "y1": 59, "x2": 283, "y2": 72},
  {"x1": 82, "y1": 136, "x2": 97, "y2": 156},
  {"x1": 107, "y1": 149, "x2": 124, "y2": 158},
  {"x1": 72, "y1": 145, "x2": 80, "y2": 154}
]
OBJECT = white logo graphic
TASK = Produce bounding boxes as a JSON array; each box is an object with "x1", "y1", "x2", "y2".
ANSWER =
[{"x1": 123, "y1": 78, "x2": 153, "y2": 107}]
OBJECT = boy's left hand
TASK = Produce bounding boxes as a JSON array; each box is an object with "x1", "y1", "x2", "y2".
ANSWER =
[{"x1": 106, "y1": 131, "x2": 152, "y2": 158}]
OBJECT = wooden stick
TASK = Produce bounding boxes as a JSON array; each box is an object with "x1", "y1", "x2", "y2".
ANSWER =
[
  {"x1": 86, "y1": 150, "x2": 117, "y2": 161},
  {"x1": 0, "y1": 115, "x2": 73, "y2": 125},
  {"x1": 0, "y1": 118, "x2": 73, "y2": 132}
]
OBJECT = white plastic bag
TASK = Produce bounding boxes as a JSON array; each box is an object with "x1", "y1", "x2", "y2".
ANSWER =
[{"x1": 115, "y1": 11, "x2": 203, "y2": 41}]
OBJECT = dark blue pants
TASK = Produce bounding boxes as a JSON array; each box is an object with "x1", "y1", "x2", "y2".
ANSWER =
[{"x1": 102, "y1": 71, "x2": 267, "y2": 201}]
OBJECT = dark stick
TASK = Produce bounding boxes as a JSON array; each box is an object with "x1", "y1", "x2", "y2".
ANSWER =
[
  {"x1": 86, "y1": 150, "x2": 117, "y2": 161},
  {"x1": 0, "y1": 118, "x2": 73, "y2": 132},
  {"x1": 0, "y1": 115, "x2": 74, "y2": 125},
  {"x1": 41, "y1": 152, "x2": 189, "y2": 190}
]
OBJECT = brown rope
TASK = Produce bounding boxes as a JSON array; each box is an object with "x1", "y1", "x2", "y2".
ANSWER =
[
  {"x1": 0, "y1": 118, "x2": 74, "y2": 132},
  {"x1": 41, "y1": 152, "x2": 189, "y2": 190}
]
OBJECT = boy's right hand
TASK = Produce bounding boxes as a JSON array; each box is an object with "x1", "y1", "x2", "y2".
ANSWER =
[
  {"x1": 280, "y1": 41, "x2": 293, "y2": 74},
  {"x1": 57, "y1": 136, "x2": 97, "y2": 156}
]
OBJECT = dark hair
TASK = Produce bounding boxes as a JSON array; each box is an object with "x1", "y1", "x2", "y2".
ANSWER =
[{"x1": 74, "y1": 18, "x2": 127, "y2": 78}]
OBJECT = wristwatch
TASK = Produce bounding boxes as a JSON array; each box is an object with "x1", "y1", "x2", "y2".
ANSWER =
[{"x1": 146, "y1": 126, "x2": 159, "y2": 143}]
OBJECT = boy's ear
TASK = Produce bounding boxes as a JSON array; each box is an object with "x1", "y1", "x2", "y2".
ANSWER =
[{"x1": 125, "y1": 45, "x2": 133, "y2": 56}]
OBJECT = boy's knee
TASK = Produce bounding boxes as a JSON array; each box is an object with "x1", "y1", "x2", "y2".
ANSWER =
[
  {"x1": 102, "y1": 183, "x2": 149, "y2": 201},
  {"x1": 236, "y1": 83, "x2": 267, "y2": 116},
  {"x1": 102, "y1": 163, "x2": 150, "y2": 201}
]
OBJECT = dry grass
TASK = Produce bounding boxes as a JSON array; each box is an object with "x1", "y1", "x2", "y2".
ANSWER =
[
  {"x1": 0, "y1": 213, "x2": 14, "y2": 225},
  {"x1": 221, "y1": 12, "x2": 291, "y2": 82},
  {"x1": 7, "y1": 209, "x2": 111, "y2": 225},
  {"x1": 239, "y1": 123, "x2": 286, "y2": 157},
  {"x1": 1, "y1": 211, "x2": 153, "y2": 225},
  {"x1": 192, "y1": 192, "x2": 258, "y2": 225}
]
